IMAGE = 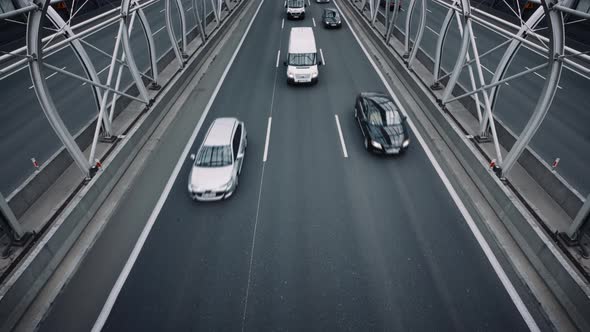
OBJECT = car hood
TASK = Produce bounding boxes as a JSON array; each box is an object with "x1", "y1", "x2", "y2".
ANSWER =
[
  {"x1": 190, "y1": 165, "x2": 233, "y2": 191},
  {"x1": 367, "y1": 124, "x2": 406, "y2": 147},
  {"x1": 324, "y1": 17, "x2": 340, "y2": 24}
]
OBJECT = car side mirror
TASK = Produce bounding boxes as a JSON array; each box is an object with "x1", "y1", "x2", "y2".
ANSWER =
[
  {"x1": 318, "y1": 60, "x2": 323, "y2": 66},
  {"x1": 403, "y1": 115, "x2": 408, "y2": 121},
  {"x1": 190, "y1": 153, "x2": 196, "y2": 160},
  {"x1": 305, "y1": 3, "x2": 308, "y2": 7},
  {"x1": 283, "y1": 61, "x2": 287, "y2": 66}
]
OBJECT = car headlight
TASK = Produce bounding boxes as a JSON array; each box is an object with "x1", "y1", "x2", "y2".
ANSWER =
[
  {"x1": 402, "y1": 139, "x2": 410, "y2": 148},
  {"x1": 311, "y1": 71, "x2": 318, "y2": 78},
  {"x1": 188, "y1": 184, "x2": 193, "y2": 193},
  {"x1": 287, "y1": 71, "x2": 294, "y2": 78},
  {"x1": 371, "y1": 141, "x2": 382, "y2": 149}
]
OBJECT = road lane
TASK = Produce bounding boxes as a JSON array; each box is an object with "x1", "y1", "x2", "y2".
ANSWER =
[{"x1": 97, "y1": 1, "x2": 542, "y2": 330}]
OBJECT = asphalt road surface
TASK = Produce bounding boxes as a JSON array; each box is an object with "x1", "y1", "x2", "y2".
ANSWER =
[
  {"x1": 0, "y1": 0, "x2": 211, "y2": 195},
  {"x1": 36, "y1": 0, "x2": 546, "y2": 330}
]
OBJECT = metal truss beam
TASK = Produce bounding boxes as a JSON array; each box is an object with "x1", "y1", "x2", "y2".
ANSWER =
[
  {"x1": 27, "y1": 0, "x2": 91, "y2": 178},
  {"x1": 501, "y1": 0, "x2": 564, "y2": 177}
]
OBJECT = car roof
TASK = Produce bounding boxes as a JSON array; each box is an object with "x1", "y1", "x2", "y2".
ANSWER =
[
  {"x1": 289, "y1": 27, "x2": 317, "y2": 54},
  {"x1": 203, "y1": 118, "x2": 238, "y2": 146},
  {"x1": 324, "y1": 8, "x2": 338, "y2": 13},
  {"x1": 359, "y1": 92, "x2": 389, "y2": 100}
]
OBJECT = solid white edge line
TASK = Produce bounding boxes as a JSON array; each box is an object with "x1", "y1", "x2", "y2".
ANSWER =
[
  {"x1": 332, "y1": 1, "x2": 540, "y2": 331},
  {"x1": 91, "y1": 1, "x2": 266, "y2": 330},
  {"x1": 334, "y1": 114, "x2": 348, "y2": 158},
  {"x1": 160, "y1": 8, "x2": 165, "y2": 12},
  {"x1": 263, "y1": 117, "x2": 272, "y2": 162},
  {"x1": 312, "y1": 17, "x2": 316, "y2": 27},
  {"x1": 281, "y1": 18, "x2": 284, "y2": 29},
  {"x1": 320, "y1": 48, "x2": 325, "y2": 66},
  {"x1": 275, "y1": 50, "x2": 281, "y2": 68}
]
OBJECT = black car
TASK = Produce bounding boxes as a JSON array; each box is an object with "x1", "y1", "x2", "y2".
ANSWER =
[
  {"x1": 354, "y1": 92, "x2": 410, "y2": 154},
  {"x1": 322, "y1": 8, "x2": 342, "y2": 28}
]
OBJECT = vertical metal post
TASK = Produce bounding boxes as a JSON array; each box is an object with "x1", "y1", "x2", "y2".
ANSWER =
[
  {"x1": 175, "y1": 0, "x2": 188, "y2": 56},
  {"x1": 566, "y1": 195, "x2": 590, "y2": 240},
  {"x1": 361, "y1": 0, "x2": 368, "y2": 16},
  {"x1": 501, "y1": 0, "x2": 564, "y2": 176},
  {"x1": 385, "y1": 0, "x2": 389, "y2": 27},
  {"x1": 403, "y1": 0, "x2": 417, "y2": 57},
  {"x1": 46, "y1": 7, "x2": 112, "y2": 135},
  {"x1": 465, "y1": 21, "x2": 503, "y2": 162},
  {"x1": 432, "y1": 5, "x2": 454, "y2": 86},
  {"x1": 211, "y1": 0, "x2": 220, "y2": 25},
  {"x1": 136, "y1": 5, "x2": 160, "y2": 86},
  {"x1": 371, "y1": 0, "x2": 379, "y2": 26},
  {"x1": 193, "y1": 0, "x2": 207, "y2": 41},
  {"x1": 385, "y1": 0, "x2": 400, "y2": 43},
  {"x1": 0, "y1": 193, "x2": 25, "y2": 240},
  {"x1": 166, "y1": 0, "x2": 185, "y2": 68},
  {"x1": 480, "y1": 7, "x2": 545, "y2": 134},
  {"x1": 441, "y1": 3, "x2": 471, "y2": 103},
  {"x1": 91, "y1": 14, "x2": 133, "y2": 165},
  {"x1": 27, "y1": 0, "x2": 91, "y2": 178},
  {"x1": 454, "y1": 12, "x2": 482, "y2": 123},
  {"x1": 407, "y1": 0, "x2": 426, "y2": 70},
  {"x1": 120, "y1": 0, "x2": 150, "y2": 103}
]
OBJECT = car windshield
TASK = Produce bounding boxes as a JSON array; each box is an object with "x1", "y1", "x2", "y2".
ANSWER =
[
  {"x1": 288, "y1": 53, "x2": 316, "y2": 66},
  {"x1": 195, "y1": 145, "x2": 232, "y2": 167},
  {"x1": 325, "y1": 11, "x2": 338, "y2": 18},
  {"x1": 366, "y1": 97, "x2": 402, "y2": 126},
  {"x1": 287, "y1": 0, "x2": 304, "y2": 8}
]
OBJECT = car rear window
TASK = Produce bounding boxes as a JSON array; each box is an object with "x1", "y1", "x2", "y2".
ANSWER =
[
  {"x1": 367, "y1": 98, "x2": 402, "y2": 126},
  {"x1": 195, "y1": 145, "x2": 232, "y2": 167}
]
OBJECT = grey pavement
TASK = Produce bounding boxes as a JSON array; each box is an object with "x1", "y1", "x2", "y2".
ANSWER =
[{"x1": 37, "y1": 0, "x2": 547, "y2": 330}]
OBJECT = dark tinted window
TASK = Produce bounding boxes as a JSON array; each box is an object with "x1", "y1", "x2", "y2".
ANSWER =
[
  {"x1": 366, "y1": 97, "x2": 402, "y2": 126},
  {"x1": 232, "y1": 125, "x2": 242, "y2": 159},
  {"x1": 195, "y1": 146, "x2": 232, "y2": 167},
  {"x1": 288, "y1": 53, "x2": 316, "y2": 66}
]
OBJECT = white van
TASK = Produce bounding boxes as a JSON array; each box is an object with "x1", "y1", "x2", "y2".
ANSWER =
[
  {"x1": 285, "y1": 0, "x2": 306, "y2": 19},
  {"x1": 284, "y1": 27, "x2": 322, "y2": 84}
]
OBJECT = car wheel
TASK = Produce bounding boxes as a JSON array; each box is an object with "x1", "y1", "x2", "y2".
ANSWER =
[{"x1": 354, "y1": 108, "x2": 357, "y2": 119}]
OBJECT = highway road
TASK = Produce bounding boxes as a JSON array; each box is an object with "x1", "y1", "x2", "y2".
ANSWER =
[
  {"x1": 384, "y1": 1, "x2": 590, "y2": 197},
  {"x1": 37, "y1": 0, "x2": 550, "y2": 330},
  {"x1": 0, "y1": 0, "x2": 210, "y2": 196}
]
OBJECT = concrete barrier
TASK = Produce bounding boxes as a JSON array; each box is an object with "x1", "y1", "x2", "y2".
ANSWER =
[
  {"x1": 0, "y1": 2, "x2": 248, "y2": 330},
  {"x1": 344, "y1": 2, "x2": 590, "y2": 330}
]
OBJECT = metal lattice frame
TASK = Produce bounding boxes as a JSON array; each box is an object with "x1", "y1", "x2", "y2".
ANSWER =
[
  {"x1": 0, "y1": 0, "x2": 238, "y2": 236},
  {"x1": 0, "y1": 0, "x2": 233, "y2": 177},
  {"x1": 353, "y1": 0, "x2": 590, "y2": 235}
]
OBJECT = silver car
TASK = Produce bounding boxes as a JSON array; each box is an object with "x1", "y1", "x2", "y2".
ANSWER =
[{"x1": 188, "y1": 118, "x2": 247, "y2": 201}]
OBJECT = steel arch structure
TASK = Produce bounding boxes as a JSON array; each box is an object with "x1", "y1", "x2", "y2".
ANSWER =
[
  {"x1": 0, "y1": 0, "x2": 237, "y2": 237},
  {"x1": 355, "y1": 0, "x2": 590, "y2": 237}
]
